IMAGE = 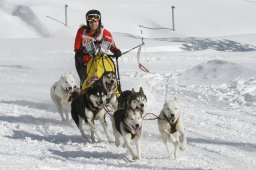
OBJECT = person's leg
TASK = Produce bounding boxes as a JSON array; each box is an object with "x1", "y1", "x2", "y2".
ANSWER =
[{"x1": 75, "y1": 59, "x2": 86, "y2": 86}]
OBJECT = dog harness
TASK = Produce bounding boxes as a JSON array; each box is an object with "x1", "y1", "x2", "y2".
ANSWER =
[{"x1": 163, "y1": 114, "x2": 178, "y2": 134}]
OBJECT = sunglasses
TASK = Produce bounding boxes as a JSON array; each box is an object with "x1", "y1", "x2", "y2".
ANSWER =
[{"x1": 86, "y1": 14, "x2": 101, "y2": 22}]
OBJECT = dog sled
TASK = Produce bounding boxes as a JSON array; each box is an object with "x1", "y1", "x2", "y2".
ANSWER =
[
  {"x1": 81, "y1": 32, "x2": 147, "y2": 94},
  {"x1": 81, "y1": 40, "x2": 121, "y2": 95}
]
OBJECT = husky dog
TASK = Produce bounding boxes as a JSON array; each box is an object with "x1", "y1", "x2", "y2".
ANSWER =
[
  {"x1": 50, "y1": 73, "x2": 78, "y2": 121},
  {"x1": 71, "y1": 82, "x2": 113, "y2": 143},
  {"x1": 112, "y1": 87, "x2": 146, "y2": 160},
  {"x1": 95, "y1": 71, "x2": 118, "y2": 111},
  {"x1": 118, "y1": 87, "x2": 147, "y2": 115},
  {"x1": 157, "y1": 98, "x2": 187, "y2": 158},
  {"x1": 112, "y1": 108, "x2": 143, "y2": 160}
]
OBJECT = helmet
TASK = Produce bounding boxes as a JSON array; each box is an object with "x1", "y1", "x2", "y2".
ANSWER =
[{"x1": 86, "y1": 9, "x2": 101, "y2": 24}]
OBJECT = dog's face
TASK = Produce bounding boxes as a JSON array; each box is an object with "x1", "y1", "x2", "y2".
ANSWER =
[
  {"x1": 129, "y1": 87, "x2": 147, "y2": 113},
  {"x1": 59, "y1": 73, "x2": 77, "y2": 94},
  {"x1": 163, "y1": 98, "x2": 180, "y2": 123},
  {"x1": 88, "y1": 83, "x2": 108, "y2": 108},
  {"x1": 125, "y1": 110, "x2": 143, "y2": 134},
  {"x1": 102, "y1": 71, "x2": 116, "y2": 92}
]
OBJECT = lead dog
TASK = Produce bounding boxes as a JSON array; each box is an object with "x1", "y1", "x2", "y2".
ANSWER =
[
  {"x1": 157, "y1": 98, "x2": 187, "y2": 158},
  {"x1": 50, "y1": 73, "x2": 78, "y2": 121},
  {"x1": 71, "y1": 82, "x2": 114, "y2": 143},
  {"x1": 112, "y1": 88, "x2": 146, "y2": 160}
]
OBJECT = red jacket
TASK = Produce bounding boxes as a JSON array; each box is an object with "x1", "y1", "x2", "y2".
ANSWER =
[{"x1": 74, "y1": 26, "x2": 119, "y2": 63}]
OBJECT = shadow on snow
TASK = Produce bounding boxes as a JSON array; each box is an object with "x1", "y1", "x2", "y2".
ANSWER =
[
  {"x1": 1, "y1": 99, "x2": 56, "y2": 113},
  {"x1": 188, "y1": 137, "x2": 256, "y2": 152},
  {"x1": 0, "y1": 115, "x2": 63, "y2": 126},
  {"x1": 151, "y1": 37, "x2": 256, "y2": 52},
  {"x1": 49, "y1": 149, "x2": 198, "y2": 170},
  {"x1": 143, "y1": 132, "x2": 256, "y2": 153},
  {"x1": 5, "y1": 130, "x2": 88, "y2": 144}
]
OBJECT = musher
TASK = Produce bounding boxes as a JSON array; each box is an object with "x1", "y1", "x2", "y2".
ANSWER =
[{"x1": 74, "y1": 9, "x2": 122, "y2": 85}]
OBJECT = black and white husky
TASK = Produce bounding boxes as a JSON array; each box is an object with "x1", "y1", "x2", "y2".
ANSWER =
[
  {"x1": 96, "y1": 71, "x2": 118, "y2": 111},
  {"x1": 112, "y1": 87, "x2": 147, "y2": 160},
  {"x1": 157, "y1": 98, "x2": 187, "y2": 158},
  {"x1": 118, "y1": 87, "x2": 147, "y2": 115},
  {"x1": 71, "y1": 82, "x2": 113, "y2": 143}
]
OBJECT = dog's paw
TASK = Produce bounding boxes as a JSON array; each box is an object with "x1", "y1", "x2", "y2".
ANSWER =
[
  {"x1": 108, "y1": 139, "x2": 114, "y2": 143},
  {"x1": 90, "y1": 136, "x2": 96, "y2": 143},
  {"x1": 122, "y1": 143, "x2": 126, "y2": 148},
  {"x1": 174, "y1": 152, "x2": 177, "y2": 159},
  {"x1": 179, "y1": 144, "x2": 186, "y2": 151},
  {"x1": 115, "y1": 140, "x2": 120, "y2": 147},
  {"x1": 179, "y1": 142, "x2": 186, "y2": 151},
  {"x1": 132, "y1": 155, "x2": 139, "y2": 160}
]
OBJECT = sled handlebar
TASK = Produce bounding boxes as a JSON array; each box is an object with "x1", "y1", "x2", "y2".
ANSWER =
[
  {"x1": 107, "y1": 54, "x2": 121, "y2": 59},
  {"x1": 107, "y1": 54, "x2": 115, "y2": 58},
  {"x1": 105, "y1": 42, "x2": 144, "y2": 59}
]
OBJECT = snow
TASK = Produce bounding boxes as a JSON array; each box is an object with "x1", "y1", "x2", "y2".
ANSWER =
[
  {"x1": 178, "y1": 59, "x2": 255, "y2": 85},
  {"x1": 0, "y1": 0, "x2": 256, "y2": 169}
]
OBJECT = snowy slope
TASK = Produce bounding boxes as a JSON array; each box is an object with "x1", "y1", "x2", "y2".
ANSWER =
[
  {"x1": 0, "y1": 0, "x2": 256, "y2": 169},
  {"x1": 1, "y1": 0, "x2": 256, "y2": 38}
]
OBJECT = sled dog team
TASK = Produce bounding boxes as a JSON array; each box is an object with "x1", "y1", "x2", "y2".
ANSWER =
[{"x1": 50, "y1": 72, "x2": 187, "y2": 160}]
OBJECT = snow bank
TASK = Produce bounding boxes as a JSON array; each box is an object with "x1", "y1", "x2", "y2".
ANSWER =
[{"x1": 178, "y1": 59, "x2": 255, "y2": 85}]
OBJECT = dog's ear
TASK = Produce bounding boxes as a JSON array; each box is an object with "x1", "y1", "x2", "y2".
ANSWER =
[{"x1": 139, "y1": 87, "x2": 144, "y2": 94}]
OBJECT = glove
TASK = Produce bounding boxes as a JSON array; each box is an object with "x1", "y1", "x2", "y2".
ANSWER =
[{"x1": 114, "y1": 49, "x2": 122, "y2": 58}]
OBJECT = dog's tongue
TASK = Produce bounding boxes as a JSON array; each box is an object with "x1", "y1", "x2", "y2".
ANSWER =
[
  {"x1": 134, "y1": 127, "x2": 140, "y2": 135},
  {"x1": 106, "y1": 83, "x2": 112, "y2": 91},
  {"x1": 170, "y1": 117, "x2": 175, "y2": 123}
]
